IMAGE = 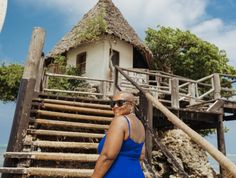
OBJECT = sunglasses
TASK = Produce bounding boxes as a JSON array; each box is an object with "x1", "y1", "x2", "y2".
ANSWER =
[{"x1": 110, "y1": 100, "x2": 130, "y2": 108}]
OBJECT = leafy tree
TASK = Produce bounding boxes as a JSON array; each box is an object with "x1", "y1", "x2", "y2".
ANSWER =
[
  {"x1": 0, "y1": 63, "x2": 24, "y2": 102},
  {"x1": 145, "y1": 26, "x2": 236, "y2": 79}
]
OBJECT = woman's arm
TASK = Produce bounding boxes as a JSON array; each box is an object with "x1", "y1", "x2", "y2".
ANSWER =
[
  {"x1": 91, "y1": 117, "x2": 126, "y2": 178},
  {"x1": 140, "y1": 143, "x2": 145, "y2": 161}
]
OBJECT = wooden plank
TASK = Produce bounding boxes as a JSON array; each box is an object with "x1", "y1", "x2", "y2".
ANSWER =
[
  {"x1": 5, "y1": 152, "x2": 99, "y2": 162},
  {"x1": 26, "y1": 141, "x2": 98, "y2": 149},
  {"x1": 33, "y1": 98, "x2": 111, "y2": 109},
  {"x1": 46, "y1": 72, "x2": 113, "y2": 83},
  {"x1": 35, "y1": 110, "x2": 113, "y2": 122},
  {"x1": 28, "y1": 167, "x2": 93, "y2": 177},
  {"x1": 27, "y1": 129, "x2": 104, "y2": 138},
  {"x1": 0, "y1": 167, "x2": 27, "y2": 174},
  {"x1": 207, "y1": 100, "x2": 224, "y2": 112},
  {"x1": 38, "y1": 93, "x2": 111, "y2": 104},
  {"x1": 41, "y1": 103, "x2": 114, "y2": 116},
  {"x1": 44, "y1": 88, "x2": 106, "y2": 96},
  {"x1": 34, "y1": 119, "x2": 109, "y2": 130}
]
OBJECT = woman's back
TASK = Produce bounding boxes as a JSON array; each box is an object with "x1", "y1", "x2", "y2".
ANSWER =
[{"x1": 98, "y1": 115, "x2": 145, "y2": 178}]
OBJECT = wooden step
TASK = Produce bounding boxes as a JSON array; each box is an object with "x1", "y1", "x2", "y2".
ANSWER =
[
  {"x1": 25, "y1": 140, "x2": 98, "y2": 149},
  {"x1": 4, "y1": 152, "x2": 99, "y2": 162},
  {"x1": 34, "y1": 98, "x2": 111, "y2": 110},
  {"x1": 34, "y1": 119, "x2": 109, "y2": 130},
  {"x1": 0, "y1": 167, "x2": 27, "y2": 174},
  {"x1": 38, "y1": 93, "x2": 111, "y2": 104},
  {"x1": 0, "y1": 167, "x2": 150, "y2": 177},
  {"x1": 35, "y1": 110, "x2": 113, "y2": 122},
  {"x1": 41, "y1": 103, "x2": 114, "y2": 116},
  {"x1": 27, "y1": 129, "x2": 104, "y2": 138},
  {"x1": 0, "y1": 167, "x2": 93, "y2": 177}
]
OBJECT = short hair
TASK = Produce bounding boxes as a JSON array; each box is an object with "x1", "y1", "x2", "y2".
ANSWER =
[{"x1": 113, "y1": 91, "x2": 134, "y2": 102}]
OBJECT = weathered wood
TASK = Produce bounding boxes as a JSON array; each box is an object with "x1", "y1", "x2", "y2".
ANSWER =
[
  {"x1": 44, "y1": 88, "x2": 105, "y2": 96},
  {"x1": 46, "y1": 72, "x2": 113, "y2": 83},
  {"x1": 33, "y1": 98, "x2": 111, "y2": 109},
  {"x1": 146, "y1": 99, "x2": 153, "y2": 164},
  {"x1": 35, "y1": 110, "x2": 113, "y2": 122},
  {"x1": 3, "y1": 28, "x2": 45, "y2": 172},
  {"x1": 207, "y1": 100, "x2": 224, "y2": 112},
  {"x1": 0, "y1": 167, "x2": 27, "y2": 174},
  {"x1": 41, "y1": 103, "x2": 114, "y2": 116},
  {"x1": 27, "y1": 129, "x2": 104, "y2": 138},
  {"x1": 34, "y1": 56, "x2": 45, "y2": 93},
  {"x1": 5, "y1": 152, "x2": 99, "y2": 162},
  {"x1": 217, "y1": 109, "x2": 227, "y2": 176},
  {"x1": 139, "y1": 94, "x2": 153, "y2": 164},
  {"x1": 38, "y1": 93, "x2": 111, "y2": 104},
  {"x1": 0, "y1": 167, "x2": 93, "y2": 177},
  {"x1": 213, "y1": 73, "x2": 221, "y2": 99},
  {"x1": 188, "y1": 83, "x2": 196, "y2": 105},
  {"x1": 34, "y1": 118, "x2": 109, "y2": 130},
  {"x1": 25, "y1": 141, "x2": 98, "y2": 149},
  {"x1": 171, "y1": 78, "x2": 179, "y2": 108}
]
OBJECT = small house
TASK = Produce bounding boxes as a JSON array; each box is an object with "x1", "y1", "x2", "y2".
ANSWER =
[{"x1": 47, "y1": 0, "x2": 152, "y2": 81}]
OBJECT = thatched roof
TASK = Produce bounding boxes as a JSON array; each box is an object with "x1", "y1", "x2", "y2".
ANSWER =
[{"x1": 47, "y1": 0, "x2": 152, "y2": 65}]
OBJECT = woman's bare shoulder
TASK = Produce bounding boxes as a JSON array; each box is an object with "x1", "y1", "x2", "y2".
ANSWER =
[{"x1": 110, "y1": 116, "x2": 127, "y2": 129}]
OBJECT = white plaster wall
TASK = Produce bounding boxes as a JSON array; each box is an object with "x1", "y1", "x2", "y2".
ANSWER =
[
  {"x1": 67, "y1": 41, "x2": 107, "y2": 80},
  {"x1": 103, "y1": 38, "x2": 133, "y2": 79},
  {"x1": 66, "y1": 38, "x2": 133, "y2": 80}
]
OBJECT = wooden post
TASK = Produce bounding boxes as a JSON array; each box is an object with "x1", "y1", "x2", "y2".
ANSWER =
[
  {"x1": 171, "y1": 78, "x2": 179, "y2": 108},
  {"x1": 213, "y1": 73, "x2": 225, "y2": 176},
  {"x1": 101, "y1": 81, "x2": 106, "y2": 99},
  {"x1": 213, "y1": 73, "x2": 221, "y2": 99},
  {"x1": 188, "y1": 82, "x2": 196, "y2": 105},
  {"x1": 3, "y1": 28, "x2": 45, "y2": 170},
  {"x1": 139, "y1": 93, "x2": 153, "y2": 164},
  {"x1": 35, "y1": 55, "x2": 45, "y2": 93},
  {"x1": 43, "y1": 74, "x2": 49, "y2": 91},
  {"x1": 217, "y1": 108, "x2": 226, "y2": 177}
]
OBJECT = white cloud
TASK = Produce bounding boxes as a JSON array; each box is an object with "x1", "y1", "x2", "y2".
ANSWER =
[{"x1": 18, "y1": 0, "x2": 236, "y2": 66}]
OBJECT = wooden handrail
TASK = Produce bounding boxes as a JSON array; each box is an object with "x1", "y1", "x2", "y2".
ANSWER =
[
  {"x1": 114, "y1": 65, "x2": 236, "y2": 177},
  {"x1": 45, "y1": 72, "x2": 113, "y2": 83}
]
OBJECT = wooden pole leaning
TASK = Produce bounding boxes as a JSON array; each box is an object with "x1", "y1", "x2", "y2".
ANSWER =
[
  {"x1": 145, "y1": 92, "x2": 236, "y2": 177},
  {"x1": 3, "y1": 28, "x2": 45, "y2": 169}
]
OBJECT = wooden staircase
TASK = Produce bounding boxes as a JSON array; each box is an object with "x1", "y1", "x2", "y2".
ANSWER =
[{"x1": 0, "y1": 94, "x2": 113, "y2": 177}]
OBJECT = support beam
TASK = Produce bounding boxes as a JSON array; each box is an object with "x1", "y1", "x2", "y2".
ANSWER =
[
  {"x1": 217, "y1": 110, "x2": 227, "y2": 177},
  {"x1": 171, "y1": 78, "x2": 179, "y2": 108},
  {"x1": 139, "y1": 94, "x2": 153, "y2": 164}
]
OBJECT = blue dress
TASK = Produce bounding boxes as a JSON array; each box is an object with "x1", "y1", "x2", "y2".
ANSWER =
[{"x1": 98, "y1": 116, "x2": 145, "y2": 178}]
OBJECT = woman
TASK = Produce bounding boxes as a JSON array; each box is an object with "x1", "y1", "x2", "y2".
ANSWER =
[{"x1": 91, "y1": 91, "x2": 145, "y2": 178}]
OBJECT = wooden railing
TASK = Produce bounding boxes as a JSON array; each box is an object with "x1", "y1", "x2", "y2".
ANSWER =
[
  {"x1": 116, "y1": 67, "x2": 236, "y2": 109},
  {"x1": 42, "y1": 72, "x2": 113, "y2": 99},
  {"x1": 114, "y1": 65, "x2": 236, "y2": 177}
]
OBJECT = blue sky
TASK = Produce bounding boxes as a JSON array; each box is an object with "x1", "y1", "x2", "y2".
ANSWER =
[{"x1": 0, "y1": 0, "x2": 236, "y2": 155}]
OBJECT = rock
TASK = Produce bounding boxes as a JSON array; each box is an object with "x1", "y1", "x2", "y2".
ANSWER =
[{"x1": 150, "y1": 129, "x2": 216, "y2": 178}]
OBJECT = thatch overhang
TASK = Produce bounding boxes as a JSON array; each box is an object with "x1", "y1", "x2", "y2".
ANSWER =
[{"x1": 46, "y1": 0, "x2": 153, "y2": 67}]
